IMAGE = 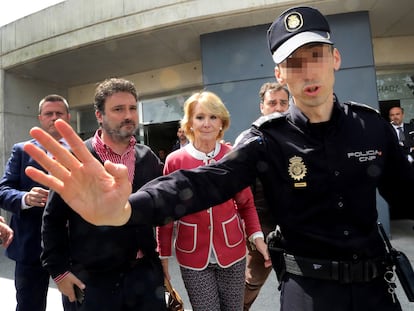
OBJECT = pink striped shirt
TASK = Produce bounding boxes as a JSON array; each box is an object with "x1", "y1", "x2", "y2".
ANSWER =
[{"x1": 92, "y1": 129, "x2": 136, "y2": 183}]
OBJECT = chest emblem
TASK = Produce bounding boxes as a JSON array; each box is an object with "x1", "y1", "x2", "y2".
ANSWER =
[{"x1": 288, "y1": 156, "x2": 307, "y2": 181}]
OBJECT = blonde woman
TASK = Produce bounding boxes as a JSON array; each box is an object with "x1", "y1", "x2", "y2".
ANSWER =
[{"x1": 157, "y1": 91, "x2": 269, "y2": 311}]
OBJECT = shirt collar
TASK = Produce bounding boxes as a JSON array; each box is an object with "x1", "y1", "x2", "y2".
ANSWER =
[
  {"x1": 391, "y1": 123, "x2": 403, "y2": 129},
  {"x1": 92, "y1": 128, "x2": 136, "y2": 154},
  {"x1": 185, "y1": 142, "x2": 221, "y2": 161}
]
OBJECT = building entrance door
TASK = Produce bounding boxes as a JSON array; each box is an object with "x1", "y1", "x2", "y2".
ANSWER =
[{"x1": 143, "y1": 121, "x2": 180, "y2": 158}]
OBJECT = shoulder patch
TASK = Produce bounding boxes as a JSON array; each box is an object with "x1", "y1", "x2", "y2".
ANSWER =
[
  {"x1": 345, "y1": 101, "x2": 379, "y2": 114},
  {"x1": 252, "y1": 112, "x2": 286, "y2": 129},
  {"x1": 234, "y1": 127, "x2": 265, "y2": 148}
]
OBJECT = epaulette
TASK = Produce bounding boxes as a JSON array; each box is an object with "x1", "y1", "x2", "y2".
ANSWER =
[
  {"x1": 252, "y1": 111, "x2": 286, "y2": 129},
  {"x1": 345, "y1": 101, "x2": 379, "y2": 114}
]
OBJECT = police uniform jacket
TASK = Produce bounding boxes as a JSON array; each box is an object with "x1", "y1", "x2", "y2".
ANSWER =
[{"x1": 126, "y1": 96, "x2": 414, "y2": 263}]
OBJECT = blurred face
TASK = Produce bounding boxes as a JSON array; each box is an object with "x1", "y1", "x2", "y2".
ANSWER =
[
  {"x1": 260, "y1": 89, "x2": 289, "y2": 116},
  {"x1": 389, "y1": 107, "x2": 404, "y2": 126},
  {"x1": 191, "y1": 102, "x2": 223, "y2": 144},
  {"x1": 158, "y1": 149, "x2": 166, "y2": 159},
  {"x1": 96, "y1": 92, "x2": 138, "y2": 143},
  {"x1": 275, "y1": 44, "x2": 340, "y2": 110},
  {"x1": 38, "y1": 101, "x2": 71, "y2": 140},
  {"x1": 177, "y1": 128, "x2": 187, "y2": 141}
]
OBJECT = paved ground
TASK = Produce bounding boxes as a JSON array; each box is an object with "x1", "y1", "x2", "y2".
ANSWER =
[{"x1": 0, "y1": 220, "x2": 413, "y2": 310}]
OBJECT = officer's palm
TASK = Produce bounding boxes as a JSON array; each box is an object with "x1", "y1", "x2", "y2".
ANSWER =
[{"x1": 24, "y1": 120, "x2": 132, "y2": 226}]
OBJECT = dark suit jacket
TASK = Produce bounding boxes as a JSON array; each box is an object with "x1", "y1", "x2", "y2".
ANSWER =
[
  {"x1": 172, "y1": 140, "x2": 189, "y2": 152},
  {"x1": 0, "y1": 139, "x2": 48, "y2": 264},
  {"x1": 41, "y1": 139, "x2": 164, "y2": 281},
  {"x1": 398, "y1": 123, "x2": 414, "y2": 159},
  {"x1": 171, "y1": 141, "x2": 180, "y2": 152}
]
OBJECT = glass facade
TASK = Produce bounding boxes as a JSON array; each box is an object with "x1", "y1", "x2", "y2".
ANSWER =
[{"x1": 377, "y1": 72, "x2": 414, "y2": 122}]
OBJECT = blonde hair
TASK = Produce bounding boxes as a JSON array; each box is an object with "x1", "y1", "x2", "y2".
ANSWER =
[{"x1": 180, "y1": 91, "x2": 230, "y2": 142}]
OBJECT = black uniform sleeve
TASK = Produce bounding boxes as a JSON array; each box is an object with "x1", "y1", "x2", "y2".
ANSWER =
[{"x1": 127, "y1": 128, "x2": 266, "y2": 226}]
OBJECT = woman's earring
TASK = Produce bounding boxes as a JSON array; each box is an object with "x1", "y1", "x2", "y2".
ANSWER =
[{"x1": 190, "y1": 127, "x2": 193, "y2": 131}]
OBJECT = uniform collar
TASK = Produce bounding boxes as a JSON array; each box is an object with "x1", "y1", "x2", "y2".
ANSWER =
[{"x1": 288, "y1": 94, "x2": 341, "y2": 132}]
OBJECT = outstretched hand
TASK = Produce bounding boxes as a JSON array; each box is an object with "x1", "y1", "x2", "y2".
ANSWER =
[{"x1": 23, "y1": 119, "x2": 132, "y2": 226}]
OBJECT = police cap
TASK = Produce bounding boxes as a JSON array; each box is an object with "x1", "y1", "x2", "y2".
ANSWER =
[{"x1": 267, "y1": 6, "x2": 333, "y2": 64}]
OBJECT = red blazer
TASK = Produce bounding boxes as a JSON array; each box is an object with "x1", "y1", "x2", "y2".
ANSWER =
[{"x1": 157, "y1": 143, "x2": 262, "y2": 269}]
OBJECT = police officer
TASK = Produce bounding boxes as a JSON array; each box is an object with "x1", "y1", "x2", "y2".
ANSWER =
[{"x1": 23, "y1": 6, "x2": 414, "y2": 311}]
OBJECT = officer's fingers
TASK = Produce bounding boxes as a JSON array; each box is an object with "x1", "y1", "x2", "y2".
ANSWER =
[
  {"x1": 24, "y1": 141, "x2": 69, "y2": 180},
  {"x1": 54, "y1": 119, "x2": 96, "y2": 165},
  {"x1": 103, "y1": 161, "x2": 130, "y2": 180},
  {"x1": 25, "y1": 166, "x2": 65, "y2": 194},
  {"x1": 28, "y1": 125, "x2": 83, "y2": 171}
]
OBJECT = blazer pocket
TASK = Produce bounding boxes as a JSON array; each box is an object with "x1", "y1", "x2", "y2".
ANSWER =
[
  {"x1": 222, "y1": 214, "x2": 244, "y2": 248},
  {"x1": 176, "y1": 221, "x2": 197, "y2": 253}
]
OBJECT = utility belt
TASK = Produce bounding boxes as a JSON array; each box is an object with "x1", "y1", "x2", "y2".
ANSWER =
[{"x1": 283, "y1": 253, "x2": 386, "y2": 284}]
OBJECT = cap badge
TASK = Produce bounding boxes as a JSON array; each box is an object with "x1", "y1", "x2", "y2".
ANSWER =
[{"x1": 284, "y1": 12, "x2": 303, "y2": 32}]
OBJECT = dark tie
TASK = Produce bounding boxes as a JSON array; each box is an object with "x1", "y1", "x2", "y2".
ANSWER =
[{"x1": 398, "y1": 126, "x2": 405, "y2": 143}]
